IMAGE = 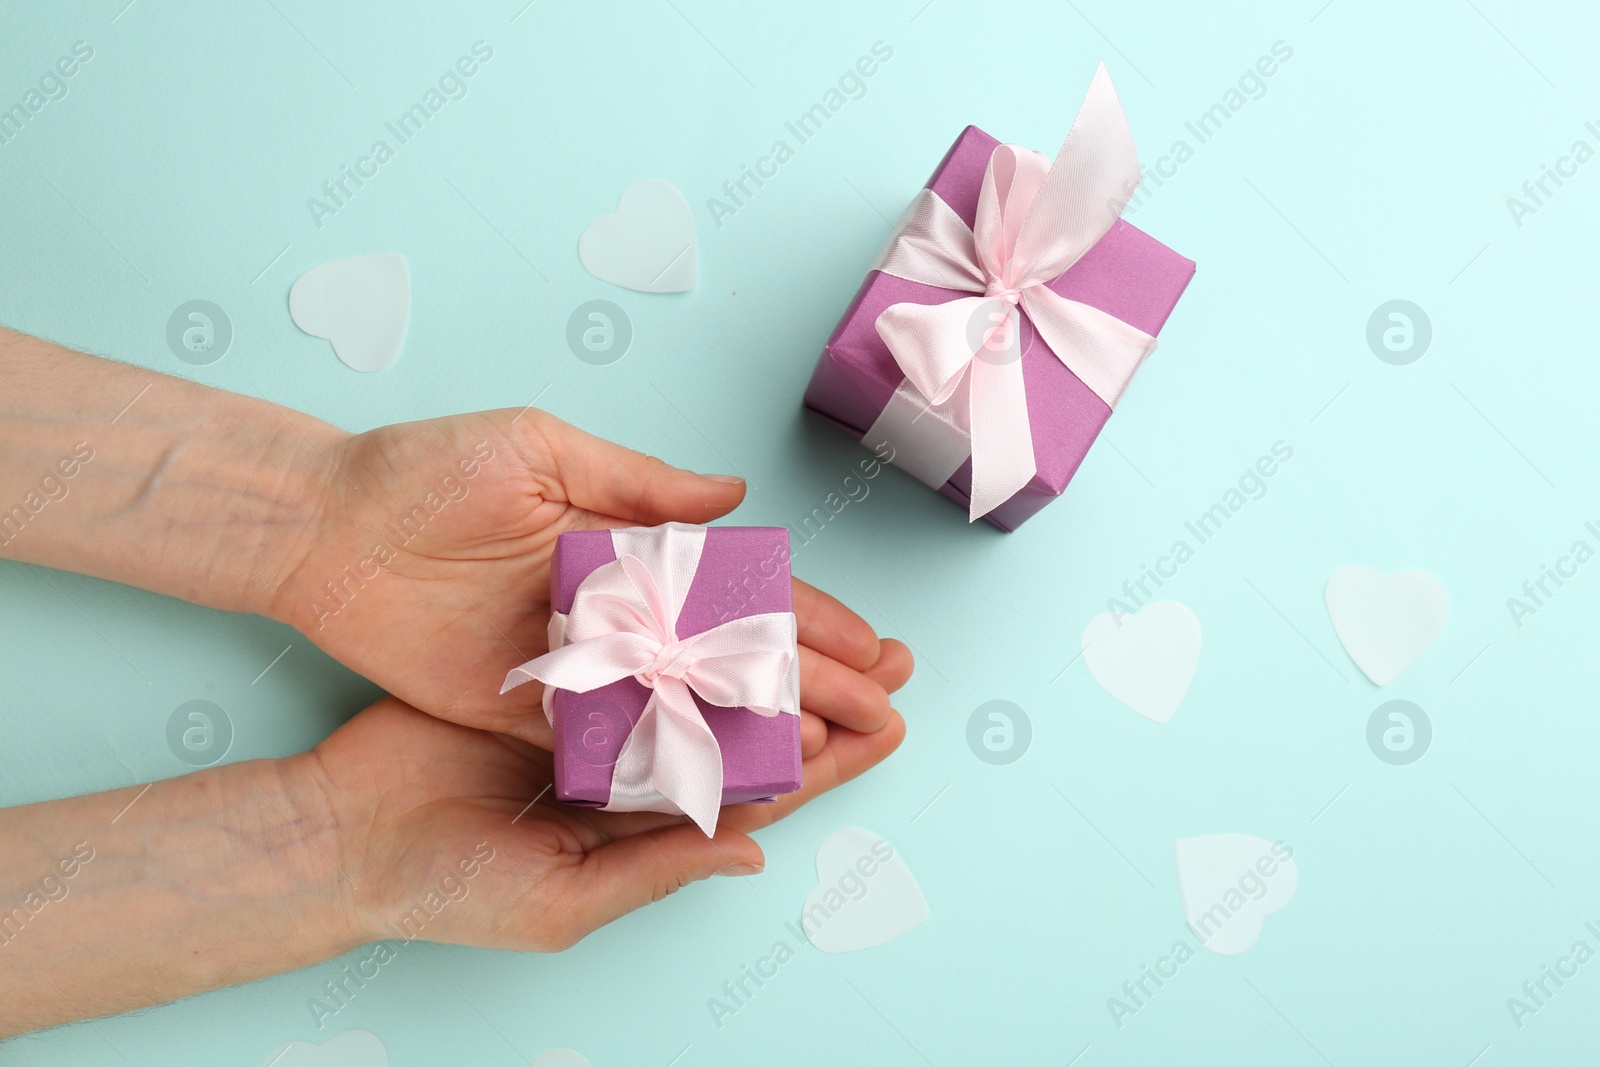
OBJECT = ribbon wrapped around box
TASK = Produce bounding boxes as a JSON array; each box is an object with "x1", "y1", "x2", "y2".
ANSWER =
[
  {"x1": 501, "y1": 523, "x2": 801, "y2": 836},
  {"x1": 803, "y1": 63, "x2": 1196, "y2": 531}
]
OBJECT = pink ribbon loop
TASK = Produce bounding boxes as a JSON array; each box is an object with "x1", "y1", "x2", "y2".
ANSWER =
[
  {"x1": 501, "y1": 523, "x2": 799, "y2": 836},
  {"x1": 869, "y1": 62, "x2": 1159, "y2": 521}
]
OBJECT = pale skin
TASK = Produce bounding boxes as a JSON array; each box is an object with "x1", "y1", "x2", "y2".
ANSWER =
[{"x1": 0, "y1": 326, "x2": 913, "y2": 1038}]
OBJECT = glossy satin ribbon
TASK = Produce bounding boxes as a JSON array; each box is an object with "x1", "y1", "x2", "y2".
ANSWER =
[{"x1": 865, "y1": 63, "x2": 1159, "y2": 520}]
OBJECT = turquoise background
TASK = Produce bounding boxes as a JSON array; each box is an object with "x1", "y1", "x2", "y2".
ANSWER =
[{"x1": 2, "y1": 0, "x2": 1597, "y2": 1063}]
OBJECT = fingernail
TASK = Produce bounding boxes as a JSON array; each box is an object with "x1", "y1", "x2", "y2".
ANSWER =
[
  {"x1": 714, "y1": 863, "x2": 764, "y2": 876},
  {"x1": 706, "y1": 474, "x2": 745, "y2": 485}
]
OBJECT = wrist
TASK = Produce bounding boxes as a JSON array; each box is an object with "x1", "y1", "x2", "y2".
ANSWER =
[
  {"x1": 0, "y1": 753, "x2": 368, "y2": 1035},
  {"x1": 177, "y1": 753, "x2": 373, "y2": 983},
  {"x1": 218, "y1": 403, "x2": 348, "y2": 624},
  {"x1": 261, "y1": 427, "x2": 371, "y2": 636},
  {"x1": 268, "y1": 750, "x2": 377, "y2": 955},
  {"x1": 0, "y1": 330, "x2": 347, "y2": 621}
]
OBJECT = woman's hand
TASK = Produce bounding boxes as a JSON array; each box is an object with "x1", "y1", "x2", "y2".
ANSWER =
[
  {"x1": 274, "y1": 407, "x2": 913, "y2": 751},
  {"x1": 315, "y1": 694, "x2": 907, "y2": 952},
  {"x1": 0, "y1": 693, "x2": 906, "y2": 1036},
  {"x1": 0, "y1": 330, "x2": 912, "y2": 751}
]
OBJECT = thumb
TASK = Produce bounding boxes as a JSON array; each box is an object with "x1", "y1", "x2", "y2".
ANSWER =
[
  {"x1": 522, "y1": 409, "x2": 746, "y2": 524},
  {"x1": 565, "y1": 824, "x2": 765, "y2": 934}
]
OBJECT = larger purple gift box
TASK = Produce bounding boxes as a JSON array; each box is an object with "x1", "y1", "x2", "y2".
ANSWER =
[
  {"x1": 804, "y1": 125, "x2": 1197, "y2": 531},
  {"x1": 549, "y1": 526, "x2": 802, "y2": 808}
]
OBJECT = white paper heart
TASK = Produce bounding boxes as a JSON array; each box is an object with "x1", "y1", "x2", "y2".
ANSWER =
[
  {"x1": 1325, "y1": 564, "x2": 1447, "y2": 685},
  {"x1": 262, "y1": 1029, "x2": 387, "y2": 1067},
  {"x1": 289, "y1": 253, "x2": 411, "y2": 373},
  {"x1": 1175, "y1": 834, "x2": 1298, "y2": 956},
  {"x1": 578, "y1": 179, "x2": 697, "y2": 293},
  {"x1": 1081, "y1": 601, "x2": 1201, "y2": 724},
  {"x1": 802, "y1": 828, "x2": 928, "y2": 953}
]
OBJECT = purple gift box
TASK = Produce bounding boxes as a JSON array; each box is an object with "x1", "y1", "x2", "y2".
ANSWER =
[
  {"x1": 804, "y1": 124, "x2": 1197, "y2": 531},
  {"x1": 548, "y1": 526, "x2": 802, "y2": 808}
]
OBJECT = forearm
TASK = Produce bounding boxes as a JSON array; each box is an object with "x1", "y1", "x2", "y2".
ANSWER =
[
  {"x1": 0, "y1": 755, "x2": 362, "y2": 1037},
  {"x1": 0, "y1": 326, "x2": 343, "y2": 616}
]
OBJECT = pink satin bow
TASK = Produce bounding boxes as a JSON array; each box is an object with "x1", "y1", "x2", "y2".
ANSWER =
[
  {"x1": 871, "y1": 62, "x2": 1159, "y2": 520},
  {"x1": 501, "y1": 523, "x2": 798, "y2": 836}
]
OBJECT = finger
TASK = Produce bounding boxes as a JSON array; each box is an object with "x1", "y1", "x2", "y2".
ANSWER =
[
  {"x1": 525, "y1": 410, "x2": 746, "y2": 524},
  {"x1": 792, "y1": 579, "x2": 880, "y2": 673},
  {"x1": 800, "y1": 645, "x2": 893, "y2": 733},
  {"x1": 725, "y1": 710, "x2": 907, "y2": 833},
  {"x1": 800, "y1": 709, "x2": 827, "y2": 759},
  {"x1": 561, "y1": 824, "x2": 765, "y2": 940},
  {"x1": 864, "y1": 639, "x2": 914, "y2": 695},
  {"x1": 504, "y1": 702, "x2": 554, "y2": 749},
  {"x1": 796, "y1": 713, "x2": 907, "y2": 809}
]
